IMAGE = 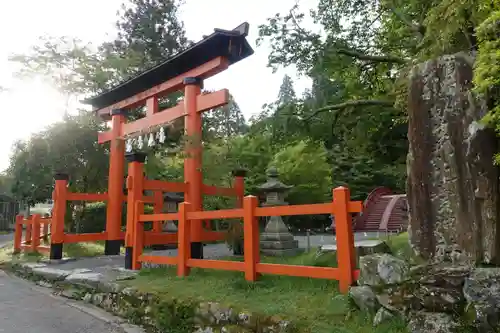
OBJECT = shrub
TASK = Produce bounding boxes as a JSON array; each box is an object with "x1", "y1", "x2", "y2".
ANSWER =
[{"x1": 74, "y1": 202, "x2": 153, "y2": 234}]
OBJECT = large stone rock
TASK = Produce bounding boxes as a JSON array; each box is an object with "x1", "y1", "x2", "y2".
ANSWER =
[
  {"x1": 373, "y1": 307, "x2": 395, "y2": 327},
  {"x1": 407, "y1": 52, "x2": 500, "y2": 264},
  {"x1": 358, "y1": 254, "x2": 409, "y2": 286},
  {"x1": 407, "y1": 312, "x2": 460, "y2": 333},
  {"x1": 464, "y1": 268, "x2": 500, "y2": 332},
  {"x1": 349, "y1": 286, "x2": 380, "y2": 313}
]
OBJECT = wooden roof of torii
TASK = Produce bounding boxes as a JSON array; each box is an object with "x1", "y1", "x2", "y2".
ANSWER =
[{"x1": 83, "y1": 22, "x2": 254, "y2": 120}]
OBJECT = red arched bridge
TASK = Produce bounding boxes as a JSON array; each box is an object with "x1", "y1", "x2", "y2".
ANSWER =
[{"x1": 353, "y1": 187, "x2": 408, "y2": 233}]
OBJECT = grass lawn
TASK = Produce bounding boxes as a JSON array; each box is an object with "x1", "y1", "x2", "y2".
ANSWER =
[
  {"x1": 0, "y1": 240, "x2": 115, "y2": 265},
  {"x1": 124, "y1": 235, "x2": 412, "y2": 333}
]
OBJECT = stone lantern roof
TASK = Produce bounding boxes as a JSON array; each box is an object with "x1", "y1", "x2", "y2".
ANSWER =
[
  {"x1": 163, "y1": 192, "x2": 184, "y2": 203},
  {"x1": 257, "y1": 167, "x2": 293, "y2": 193}
]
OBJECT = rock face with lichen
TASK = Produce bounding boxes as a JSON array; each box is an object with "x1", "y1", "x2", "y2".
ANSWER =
[
  {"x1": 407, "y1": 52, "x2": 500, "y2": 264},
  {"x1": 352, "y1": 253, "x2": 500, "y2": 332}
]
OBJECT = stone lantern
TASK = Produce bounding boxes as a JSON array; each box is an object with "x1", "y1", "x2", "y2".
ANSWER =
[
  {"x1": 259, "y1": 167, "x2": 300, "y2": 256},
  {"x1": 162, "y1": 192, "x2": 184, "y2": 232},
  {"x1": 148, "y1": 192, "x2": 183, "y2": 251}
]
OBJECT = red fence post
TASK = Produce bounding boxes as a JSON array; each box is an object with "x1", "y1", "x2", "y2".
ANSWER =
[
  {"x1": 243, "y1": 195, "x2": 259, "y2": 281},
  {"x1": 153, "y1": 190, "x2": 163, "y2": 233},
  {"x1": 125, "y1": 152, "x2": 146, "y2": 269},
  {"x1": 51, "y1": 173, "x2": 69, "y2": 260},
  {"x1": 25, "y1": 217, "x2": 32, "y2": 246},
  {"x1": 31, "y1": 214, "x2": 41, "y2": 252},
  {"x1": 177, "y1": 202, "x2": 191, "y2": 277},
  {"x1": 132, "y1": 200, "x2": 145, "y2": 270},
  {"x1": 233, "y1": 169, "x2": 246, "y2": 209},
  {"x1": 42, "y1": 221, "x2": 49, "y2": 241},
  {"x1": 13, "y1": 215, "x2": 23, "y2": 253},
  {"x1": 333, "y1": 186, "x2": 356, "y2": 293}
]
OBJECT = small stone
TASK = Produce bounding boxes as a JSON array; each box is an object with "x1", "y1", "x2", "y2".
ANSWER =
[
  {"x1": 349, "y1": 286, "x2": 380, "y2": 313},
  {"x1": 60, "y1": 288, "x2": 81, "y2": 300},
  {"x1": 121, "y1": 287, "x2": 138, "y2": 297},
  {"x1": 373, "y1": 307, "x2": 394, "y2": 326},
  {"x1": 98, "y1": 281, "x2": 123, "y2": 293},
  {"x1": 31, "y1": 267, "x2": 71, "y2": 282},
  {"x1": 65, "y1": 272, "x2": 104, "y2": 288},
  {"x1": 92, "y1": 293, "x2": 105, "y2": 306},
  {"x1": 83, "y1": 293, "x2": 93, "y2": 303},
  {"x1": 407, "y1": 312, "x2": 460, "y2": 333},
  {"x1": 36, "y1": 280, "x2": 53, "y2": 288}
]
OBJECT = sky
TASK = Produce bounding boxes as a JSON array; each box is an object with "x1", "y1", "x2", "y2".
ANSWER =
[{"x1": 0, "y1": 0, "x2": 316, "y2": 172}]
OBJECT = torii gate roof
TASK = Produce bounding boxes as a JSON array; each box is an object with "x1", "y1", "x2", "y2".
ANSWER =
[{"x1": 83, "y1": 22, "x2": 253, "y2": 111}]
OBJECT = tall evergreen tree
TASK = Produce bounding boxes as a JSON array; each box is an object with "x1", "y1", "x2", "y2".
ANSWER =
[
  {"x1": 112, "y1": 0, "x2": 189, "y2": 70},
  {"x1": 202, "y1": 94, "x2": 248, "y2": 141},
  {"x1": 277, "y1": 74, "x2": 296, "y2": 106}
]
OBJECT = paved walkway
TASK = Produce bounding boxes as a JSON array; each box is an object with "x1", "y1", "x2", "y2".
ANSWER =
[
  {"x1": 0, "y1": 233, "x2": 14, "y2": 247},
  {"x1": 0, "y1": 270, "x2": 139, "y2": 333}
]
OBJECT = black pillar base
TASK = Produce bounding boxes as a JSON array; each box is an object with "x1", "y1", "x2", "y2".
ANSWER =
[
  {"x1": 50, "y1": 243, "x2": 63, "y2": 260},
  {"x1": 104, "y1": 239, "x2": 121, "y2": 255},
  {"x1": 233, "y1": 242, "x2": 244, "y2": 256},
  {"x1": 124, "y1": 247, "x2": 133, "y2": 270},
  {"x1": 191, "y1": 242, "x2": 203, "y2": 259}
]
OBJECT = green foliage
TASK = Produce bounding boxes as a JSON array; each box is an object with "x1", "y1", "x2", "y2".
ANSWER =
[
  {"x1": 74, "y1": 202, "x2": 153, "y2": 234},
  {"x1": 202, "y1": 93, "x2": 248, "y2": 141},
  {"x1": 474, "y1": 4, "x2": 500, "y2": 163},
  {"x1": 8, "y1": 112, "x2": 108, "y2": 206},
  {"x1": 271, "y1": 140, "x2": 331, "y2": 205},
  {"x1": 113, "y1": 0, "x2": 189, "y2": 69},
  {"x1": 73, "y1": 202, "x2": 107, "y2": 234},
  {"x1": 152, "y1": 298, "x2": 196, "y2": 333}
]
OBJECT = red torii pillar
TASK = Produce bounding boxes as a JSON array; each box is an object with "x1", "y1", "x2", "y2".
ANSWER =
[
  {"x1": 104, "y1": 109, "x2": 126, "y2": 255},
  {"x1": 183, "y1": 77, "x2": 204, "y2": 257}
]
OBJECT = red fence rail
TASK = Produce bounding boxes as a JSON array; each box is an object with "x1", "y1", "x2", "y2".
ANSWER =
[
  {"x1": 14, "y1": 214, "x2": 51, "y2": 254},
  {"x1": 131, "y1": 186, "x2": 362, "y2": 293}
]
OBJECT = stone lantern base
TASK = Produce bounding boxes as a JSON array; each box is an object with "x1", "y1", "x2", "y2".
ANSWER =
[
  {"x1": 151, "y1": 221, "x2": 178, "y2": 251},
  {"x1": 260, "y1": 216, "x2": 301, "y2": 256}
]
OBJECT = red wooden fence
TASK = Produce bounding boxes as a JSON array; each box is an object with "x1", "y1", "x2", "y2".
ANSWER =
[
  {"x1": 14, "y1": 214, "x2": 51, "y2": 254},
  {"x1": 131, "y1": 187, "x2": 362, "y2": 293}
]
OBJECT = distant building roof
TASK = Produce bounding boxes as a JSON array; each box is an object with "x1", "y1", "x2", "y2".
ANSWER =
[{"x1": 83, "y1": 22, "x2": 253, "y2": 111}]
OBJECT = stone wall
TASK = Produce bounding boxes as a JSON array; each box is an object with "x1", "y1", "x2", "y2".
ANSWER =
[
  {"x1": 407, "y1": 52, "x2": 500, "y2": 264},
  {"x1": 350, "y1": 253, "x2": 500, "y2": 333}
]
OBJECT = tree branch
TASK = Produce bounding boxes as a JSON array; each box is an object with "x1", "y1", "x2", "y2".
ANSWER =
[
  {"x1": 289, "y1": 7, "x2": 308, "y2": 36},
  {"x1": 388, "y1": 5, "x2": 425, "y2": 38},
  {"x1": 305, "y1": 99, "x2": 395, "y2": 121},
  {"x1": 336, "y1": 48, "x2": 407, "y2": 64}
]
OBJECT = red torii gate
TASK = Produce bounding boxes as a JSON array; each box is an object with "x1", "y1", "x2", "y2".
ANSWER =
[{"x1": 79, "y1": 23, "x2": 253, "y2": 259}]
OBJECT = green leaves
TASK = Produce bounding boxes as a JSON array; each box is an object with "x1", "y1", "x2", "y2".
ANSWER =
[{"x1": 8, "y1": 112, "x2": 108, "y2": 204}]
